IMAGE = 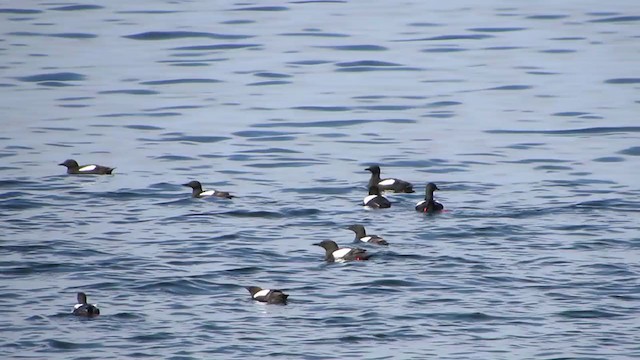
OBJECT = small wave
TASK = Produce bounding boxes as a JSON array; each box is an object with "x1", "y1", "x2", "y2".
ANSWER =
[
  {"x1": 557, "y1": 310, "x2": 623, "y2": 319},
  {"x1": 247, "y1": 80, "x2": 291, "y2": 86},
  {"x1": 110, "y1": 312, "x2": 146, "y2": 320},
  {"x1": 99, "y1": 89, "x2": 159, "y2": 95},
  {"x1": 364, "y1": 279, "x2": 420, "y2": 287},
  {"x1": 1, "y1": 262, "x2": 70, "y2": 276},
  {"x1": 590, "y1": 15, "x2": 640, "y2": 23},
  {"x1": 150, "y1": 135, "x2": 231, "y2": 143},
  {"x1": 47, "y1": 339, "x2": 100, "y2": 349},
  {"x1": 552, "y1": 111, "x2": 591, "y2": 117},
  {"x1": 400, "y1": 34, "x2": 493, "y2": 41},
  {"x1": 292, "y1": 106, "x2": 351, "y2": 112},
  {"x1": 604, "y1": 78, "x2": 640, "y2": 84},
  {"x1": 16, "y1": 72, "x2": 85, "y2": 82},
  {"x1": 593, "y1": 156, "x2": 625, "y2": 162},
  {"x1": 426, "y1": 101, "x2": 462, "y2": 107},
  {"x1": 232, "y1": 6, "x2": 289, "y2": 11},
  {"x1": 486, "y1": 126, "x2": 640, "y2": 135},
  {"x1": 153, "y1": 155, "x2": 198, "y2": 161},
  {"x1": 8, "y1": 31, "x2": 97, "y2": 39},
  {"x1": 50, "y1": 5, "x2": 102, "y2": 11},
  {"x1": 526, "y1": 14, "x2": 568, "y2": 20},
  {"x1": 221, "y1": 266, "x2": 262, "y2": 274},
  {"x1": 98, "y1": 112, "x2": 181, "y2": 118},
  {"x1": 124, "y1": 31, "x2": 251, "y2": 40},
  {"x1": 317, "y1": 45, "x2": 387, "y2": 51},
  {"x1": 336, "y1": 66, "x2": 421, "y2": 72},
  {"x1": 422, "y1": 47, "x2": 467, "y2": 53},
  {"x1": 618, "y1": 146, "x2": 640, "y2": 156},
  {"x1": 172, "y1": 44, "x2": 260, "y2": 51},
  {"x1": 123, "y1": 125, "x2": 164, "y2": 130},
  {"x1": 254, "y1": 72, "x2": 291, "y2": 79},
  {"x1": 139, "y1": 79, "x2": 222, "y2": 85},
  {"x1": 287, "y1": 60, "x2": 332, "y2": 65},
  {"x1": 430, "y1": 311, "x2": 510, "y2": 322},
  {"x1": 234, "y1": 130, "x2": 297, "y2": 138},
  {"x1": 0, "y1": 8, "x2": 42, "y2": 14},
  {"x1": 133, "y1": 278, "x2": 212, "y2": 295},
  {"x1": 484, "y1": 46, "x2": 523, "y2": 51},
  {"x1": 336, "y1": 60, "x2": 401, "y2": 67},
  {"x1": 468, "y1": 27, "x2": 526, "y2": 32},
  {"x1": 486, "y1": 85, "x2": 532, "y2": 91},
  {"x1": 127, "y1": 332, "x2": 173, "y2": 342},
  {"x1": 540, "y1": 49, "x2": 576, "y2": 54},
  {"x1": 280, "y1": 32, "x2": 348, "y2": 38}
]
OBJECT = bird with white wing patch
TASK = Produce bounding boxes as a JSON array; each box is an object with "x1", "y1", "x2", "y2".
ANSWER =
[
  {"x1": 59, "y1": 159, "x2": 114, "y2": 175},
  {"x1": 246, "y1": 286, "x2": 289, "y2": 304},
  {"x1": 314, "y1": 240, "x2": 371, "y2": 262},
  {"x1": 365, "y1": 164, "x2": 414, "y2": 193},
  {"x1": 346, "y1": 224, "x2": 389, "y2": 246},
  {"x1": 183, "y1": 180, "x2": 235, "y2": 199},
  {"x1": 363, "y1": 185, "x2": 391, "y2": 209},
  {"x1": 72, "y1": 292, "x2": 100, "y2": 317}
]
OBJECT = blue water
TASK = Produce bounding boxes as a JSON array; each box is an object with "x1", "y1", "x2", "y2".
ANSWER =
[{"x1": 1, "y1": 1, "x2": 640, "y2": 359}]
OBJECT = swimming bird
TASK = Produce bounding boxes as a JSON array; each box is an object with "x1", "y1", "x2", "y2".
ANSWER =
[
  {"x1": 366, "y1": 165, "x2": 414, "y2": 193},
  {"x1": 415, "y1": 182, "x2": 444, "y2": 213},
  {"x1": 314, "y1": 240, "x2": 370, "y2": 262},
  {"x1": 59, "y1": 159, "x2": 114, "y2": 175},
  {"x1": 346, "y1": 224, "x2": 389, "y2": 246},
  {"x1": 72, "y1": 292, "x2": 100, "y2": 317},
  {"x1": 363, "y1": 185, "x2": 391, "y2": 209},
  {"x1": 246, "y1": 286, "x2": 289, "y2": 304},
  {"x1": 183, "y1": 180, "x2": 234, "y2": 199}
]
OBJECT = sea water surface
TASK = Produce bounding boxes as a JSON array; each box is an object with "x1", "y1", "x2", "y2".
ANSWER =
[{"x1": 1, "y1": 1, "x2": 639, "y2": 359}]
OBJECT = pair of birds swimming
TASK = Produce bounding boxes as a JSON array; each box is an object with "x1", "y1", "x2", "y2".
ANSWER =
[
  {"x1": 59, "y1": 159, "x2": 234, "y2": 199},
  {"x1": 363, "y1": 165, "x2": 444, "y2": 213},
  {"x1": 72, "y1": 285, "x2": 289, "y2": 315}
]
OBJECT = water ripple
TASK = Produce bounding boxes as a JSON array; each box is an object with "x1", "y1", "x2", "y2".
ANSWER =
[{"x1": 124, "y1": 31, "x2": 252, "y2": 40}]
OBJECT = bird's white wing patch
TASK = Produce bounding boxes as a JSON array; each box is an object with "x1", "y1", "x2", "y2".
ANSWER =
[
  {"x1": 254, "y1": 289, "x2": 270, "y2": 298},
  {"x1": 200, "y1": 190, "x2": 215, "y2": 196},
  {"x1": 360, "y1": 236, "x2": 372, "y2": 243},
  {"x1": 79, "y1": 165, "x2": 97, "y2": 172},
  {"x1": 363, "y1": 195, "x2": 377, "y2": 205},
  {"x1": 415, "y1": 200, "x2": 426, "y2": 206},
  {"x1": 379, "y1": 179, "x2": 396, "y2": 186},
  {"x1": 332, "y1": 248, "x2": 352, "y2": 259},
  {"x1": 73, "y1": 303, "x2": 83, "y2": 309}
]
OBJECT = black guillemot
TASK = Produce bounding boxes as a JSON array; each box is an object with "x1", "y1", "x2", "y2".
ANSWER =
[
  {"x1": 59, "y1": 159, "x2": 114, "y2": 175},
  {"x1": 314, "y1": 240, "x2": 370, "y2": 262},
  {"x1": 183, "y1": 180, "x2": 234, "y2": 199},
  {"x1": 72, "y1": 292, "x2": 100, "y2": 317},
  {"x1": 415, "y1": 182, "x2": 444, "y2": 213},
  {"x1": 346, "y1": 224, "x2": 389, "y2": 246},
  {"x1": 246, "y1": 286, "x2": 289, "y2": 304},
  {"x1": 363, "y1": 185, "x2": 391, "y2": 209},
  {"x1": 365, "y1": 165, "x2": 414, "y2": 193}
]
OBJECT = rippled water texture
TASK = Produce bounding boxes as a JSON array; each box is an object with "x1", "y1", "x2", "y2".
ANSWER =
[{"x1": 1, "y1": 1, "x2": 639, "y2": 359}]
